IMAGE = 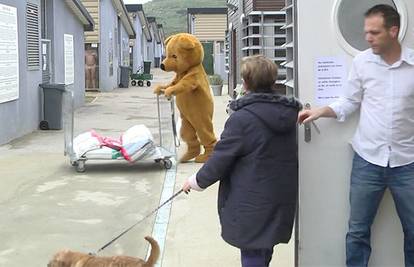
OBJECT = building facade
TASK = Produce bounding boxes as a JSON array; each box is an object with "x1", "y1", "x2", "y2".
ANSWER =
[
  {"x1": 187, "y1": 8, "x2": 227, "y2": 80},
  {"x1": 81, "y1": 0, "x2": 135, "y2": 91},
  {"x1": 0, "y1": 0, "x2": 93, "y2": 145},
  {"x1": 147, "y1": 17, "x2": 162, "y2": 68},
  {"x1": 226, "y1": 0, "x2": 286, "y2": 95},
  {"x1": 126, "y1": 4, "x2": 151, "y2": 74}
]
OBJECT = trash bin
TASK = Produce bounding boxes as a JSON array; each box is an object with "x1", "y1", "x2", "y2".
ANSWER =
[
  {"x1": 143, "y1": 61, "x2": 151, "y2": 74},
  {"x1": 39, "y1": 83, "x2": 66, "y2": 130},
  {"x1": 119, "y1": 66, "x2": 131, "y2": 88}
]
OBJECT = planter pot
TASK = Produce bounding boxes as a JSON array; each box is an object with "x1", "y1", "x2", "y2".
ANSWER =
[{"x1": 211, "y1": 85, "x2": 223, "y2": 96}]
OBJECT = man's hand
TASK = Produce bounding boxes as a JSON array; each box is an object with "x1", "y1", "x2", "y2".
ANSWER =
[
  {"x1": 298, "y1": 106, "x2": 337, "y2": 124},
  {"x1": 298, "y1": 109, "x2": 321, "y2": 124}
]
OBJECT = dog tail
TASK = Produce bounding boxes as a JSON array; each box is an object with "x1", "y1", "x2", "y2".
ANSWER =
[{"x1": 144, "y1": 236, "x2": 160, "y2": 267}]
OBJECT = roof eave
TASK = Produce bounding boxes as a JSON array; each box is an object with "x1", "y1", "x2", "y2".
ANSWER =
[
  {"x1": 112, "y1": 0, "x2": 136, "y2": 38},
  {"x1": 187, "y1": 7, "x2": 227, "y2": 15},
  {"x1": 65, "y1": 0, "x2": 95, "y2": 31},
  {"x1": 137, "y1": 11, "x2": 152, "y2": 41}
]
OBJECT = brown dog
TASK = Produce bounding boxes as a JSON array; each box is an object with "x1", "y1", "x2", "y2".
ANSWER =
[{"x1": 48, "y1": 236, "x2": 160, "y2": 267}]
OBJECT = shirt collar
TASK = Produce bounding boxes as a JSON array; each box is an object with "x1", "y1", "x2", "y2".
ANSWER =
[
  {"x1": 366, "y1": 46, "x2": 414, "y2": 66},
  {"x1": 401, "y1": 46, "x2": 414, "y2": 66},
  {"x1": 366, "y1": 49, "x2": 384, "y2": 65}
]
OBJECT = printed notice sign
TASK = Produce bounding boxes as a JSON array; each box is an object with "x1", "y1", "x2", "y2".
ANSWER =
[
  {"x1": 0, "y1": 4, "x2": 19, "y2": 103},
  {"x1": 314, "y1": 57, "x2": 347, "y2": 106},
  {"x1": 64, "y1": 34, "x2": 74, "y2": 85}
]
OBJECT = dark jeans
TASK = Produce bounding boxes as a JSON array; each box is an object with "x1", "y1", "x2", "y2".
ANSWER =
[
  {"x1": 346, "y1": 153, "x2": 414, "y2": 267},
  {"x1": 240, "y1": 248, "x2": 273, "y2": 267}
]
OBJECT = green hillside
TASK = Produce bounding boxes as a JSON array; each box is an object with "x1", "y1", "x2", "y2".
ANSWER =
[{"x1": 143, "y1": 0, "x2": 226, "y2": 37}]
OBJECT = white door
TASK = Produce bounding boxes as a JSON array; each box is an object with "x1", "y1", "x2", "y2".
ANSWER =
[{"x1": 296, "y1": 0, "x2": 414, "y2": 266}]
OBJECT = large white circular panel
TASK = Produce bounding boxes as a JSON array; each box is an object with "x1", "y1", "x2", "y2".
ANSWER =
[{"x1": 333, "y1": 0, "x2": 408, "y2": 56}]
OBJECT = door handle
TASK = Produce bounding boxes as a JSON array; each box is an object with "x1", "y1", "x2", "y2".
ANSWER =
[{"x1": 304, "y1": 103, "x2": 320, "y2": 143}]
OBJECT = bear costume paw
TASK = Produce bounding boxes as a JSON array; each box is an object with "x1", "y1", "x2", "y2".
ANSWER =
[{"x1": 179, "y1": 146, "x2": 201, "y2": 163}]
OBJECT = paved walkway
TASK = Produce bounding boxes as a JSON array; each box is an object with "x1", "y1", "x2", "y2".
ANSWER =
[
  {"x1": 162, "y1": 85, "x2": 294, "y2": 267},
  {"x1": 0, "y1": 68, "x2": 293, "y2": 266}
]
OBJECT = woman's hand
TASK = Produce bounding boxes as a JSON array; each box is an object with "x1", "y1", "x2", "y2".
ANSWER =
[
  {"x1": 182, "y1": 180, "x2": 192, "y2": 194},
  {"x1": 182, "y1": 173, "x2": 204, "y2": 194}
]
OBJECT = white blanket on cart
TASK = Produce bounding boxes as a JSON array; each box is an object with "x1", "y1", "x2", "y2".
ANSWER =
[{"x1": 73, "y1": 125, "x2": 159, "y2": 162}]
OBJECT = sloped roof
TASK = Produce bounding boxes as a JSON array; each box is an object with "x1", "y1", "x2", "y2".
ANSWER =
[
  {"x1": 126, "y1": 4, "x2": 152, "y2": 42},
  {"x1": 187, "y1": 7, "x2": 227, "y2": 14},
  {"x1": 112, "y1": 0, "x2": 136, "y2": 38},
  {"x1": 147, "y1": 16, "x2": 161, "y2": 44},
  {"x1": 64, "y1": 0, "x2": 95, "y2": 31}
]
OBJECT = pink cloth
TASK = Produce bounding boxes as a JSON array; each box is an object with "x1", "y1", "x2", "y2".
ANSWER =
[{"x1": 90, "y1": 130, "x2": 122, "y2": 151}]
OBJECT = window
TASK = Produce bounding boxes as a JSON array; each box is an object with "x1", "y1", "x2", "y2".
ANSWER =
[
  {"x1": 274, "y1": 26, "x2": 285, "y2": 35},
  {"x1": 336, "y1": 0, "x2": 397, "y2": 52},
  {"x1": 274, "y1": 50, "x2": 285, "y2": 58},
  {"x1": 27, "y1": 3, "x2": 40, "y2": 69},
  {"x1": 274, "y1": 38, "x2": 285, "y2": 46}
]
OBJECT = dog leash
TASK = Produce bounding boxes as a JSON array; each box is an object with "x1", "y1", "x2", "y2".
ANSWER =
[{"x1": 94, "y1": 189, "x2": 184, "y2": 255}]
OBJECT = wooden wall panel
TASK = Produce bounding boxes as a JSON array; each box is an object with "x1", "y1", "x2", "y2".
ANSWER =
[
  {"x1": 81, "y1": 0, "x2": 100, "y2": 43},
  {"x1": 254, "y1": 0, "x2": 285, "y2": 11},
  {"x1": 193, "y1": 14, "x2": 226, "y2": 41}
]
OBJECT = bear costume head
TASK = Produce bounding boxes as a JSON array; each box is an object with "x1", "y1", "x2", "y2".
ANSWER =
[{"x1": 160, "y1": 33, "x2": 204, "y2": 74}]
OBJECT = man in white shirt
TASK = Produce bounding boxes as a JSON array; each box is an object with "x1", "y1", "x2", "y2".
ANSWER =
[{"x1": 298, "y1": 4, "x2": 414, "y2": 267}]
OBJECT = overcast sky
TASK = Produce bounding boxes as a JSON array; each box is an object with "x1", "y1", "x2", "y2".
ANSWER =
[{"x1": 123, "y1": 0, "x2": 152, "y2": 4}]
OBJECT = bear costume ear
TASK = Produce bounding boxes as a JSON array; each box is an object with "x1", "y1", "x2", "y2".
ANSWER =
[
  {"x1": 177, "y1": 36, "x2": 196, "y2": 50},
  {"x1": 164, "y1": 35, "x2": 174, "y2": 46}
]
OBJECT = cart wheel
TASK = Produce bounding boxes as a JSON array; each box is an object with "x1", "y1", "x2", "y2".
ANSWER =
[
  {"x1": 76, "y1": 161, "x2": 86, "y2": 173},
  {"x1": 138, "y1": 80, "x2": 144, "y2": 87},
  {"x1": 131, "y1": 80, "x2": 137, "y2": 86},
  {"x1": 163, "y1": 159, "x2": 172, "y2": 169},
  {"x1": 39, "y1": 120, "x2": 49, "y2": 130},
  {"x1": 146, "y1": 81, "x2": 151, "y2": 87}
]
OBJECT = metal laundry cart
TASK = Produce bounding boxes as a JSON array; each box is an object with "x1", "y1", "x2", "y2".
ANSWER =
[{"x1": 63, "y1": 91, "x2": 179, "y2": 173}]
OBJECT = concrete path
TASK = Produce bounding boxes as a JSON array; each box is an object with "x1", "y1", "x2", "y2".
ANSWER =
[
  {"x1": 0, "y1": 69, "x2": 173, "y2": 266},
  {"x1": 0, "y1": 68, "x2": 294, "y2": 267},
  {"x1": 162, "y1": 91, "x2": 294, "y2": 267}
]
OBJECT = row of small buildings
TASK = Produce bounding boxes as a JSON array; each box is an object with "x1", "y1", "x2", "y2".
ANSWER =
[
  {"x1": 0, "y1": 0, "x2": 289, "y2": 145},
  {"x1": 0, "y1": 0, "x2": 165, "y2": 144},
  {"x1": 186, "y1": 1, "x2": 289, "y2": 96},
  {"x1": 225, "y1": 0, "x2": 288, "y2": 96}
]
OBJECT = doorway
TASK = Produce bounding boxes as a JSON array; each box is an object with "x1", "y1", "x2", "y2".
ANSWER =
[
  {"x1": 85, "y1": 43, "x2": 100, "y2": 90},
  {"x1": 230, "y1": 29, "x2": 237, "y2": 96},
  {"x1": 201, "y1": 41, "x2": 214, "y2": 75}
]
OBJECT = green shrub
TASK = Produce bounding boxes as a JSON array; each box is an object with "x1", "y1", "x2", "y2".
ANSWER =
[{"x1": 208, "y1": 74, "x2": 223, "y2": 85}]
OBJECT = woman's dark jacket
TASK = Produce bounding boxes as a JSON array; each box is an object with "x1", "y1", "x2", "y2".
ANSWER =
[{"x1": 196, "y1": 92, "x2": 302, "y2": 249}]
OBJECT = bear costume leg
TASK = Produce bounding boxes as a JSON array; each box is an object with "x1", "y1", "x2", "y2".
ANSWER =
[
  {"x1": 192, "y1": 118, "x2": 217, "y2": 163},
  {"x1": 194, "y1": 143, "x2": 216, "y2": 163},
  {"x1": 180, "y1": 117, "x2": 201, "y2": 162}
]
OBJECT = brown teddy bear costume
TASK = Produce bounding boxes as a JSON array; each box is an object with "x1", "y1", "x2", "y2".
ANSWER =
[{"x1": 154, "y1": 33, "x2": 217, "y2": 163}]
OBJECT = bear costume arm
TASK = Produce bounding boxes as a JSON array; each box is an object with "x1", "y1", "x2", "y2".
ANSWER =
[
  {"x1": 153, "y1": 76, "x2": 180, "y2": 95},
  {"x1": 164, "y1": 68, "x2": 201, "y2": 97}
]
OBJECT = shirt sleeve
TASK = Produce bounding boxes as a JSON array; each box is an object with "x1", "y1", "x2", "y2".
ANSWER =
[
  {"x1": 187, "y1": 173, "x2": 204, "y2": 191},
  {"x1": 195, "y1": 113, "x2": 245, "y2": 189},
  {"x1": 328, "y1": 60, "x2": 363, "y2": 122}
]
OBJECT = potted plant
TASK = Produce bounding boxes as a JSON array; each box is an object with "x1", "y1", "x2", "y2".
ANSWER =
[{"x1": 208, "y1": 74, "x2": 224, "y2": 96}]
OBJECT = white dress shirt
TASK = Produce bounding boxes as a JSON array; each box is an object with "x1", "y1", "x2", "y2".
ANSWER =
[{"x1": 329, "y1": 46, "x2": 414, "y2": 167}]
